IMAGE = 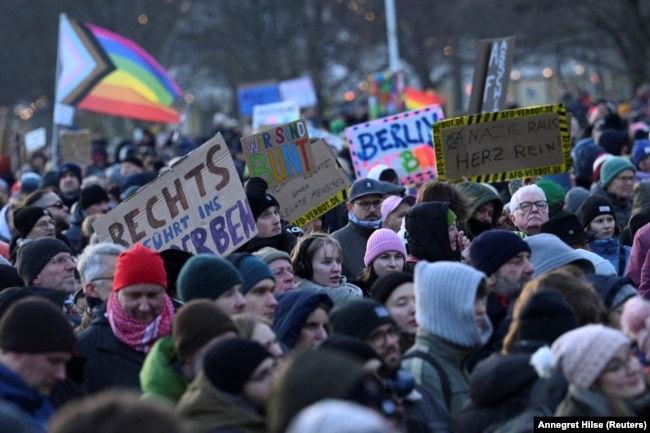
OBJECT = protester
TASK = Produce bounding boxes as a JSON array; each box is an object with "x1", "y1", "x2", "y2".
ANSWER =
[
  {"x1": 540, "y1": 211, "x2": 596, "y2": 249},
  {"x1": 77, "y1": 243, "x2": 175, "y2": 393},
  {"x1": 621, "y1": 296, "x2": 650, "y2": 369},
  {"x1": 66, "y1": 184, "x2": 110, "y2": 252},
  {"x1": 57, "y1": 163, "x2": 82, "y2": 209},
  {"x1": 370, "y1": 272, "x2": 417, "y2": 353},
  {"x1": 176, "y1": 338, "x2": 275, "y2": 433},
  {"x1": 532, "y1": 324, "x2": 650, "y2": 416},
  {"x1": 291, "y1": 233, "x2": 363, "y2": 303},
  {"x1": 233, "y1": 312, "x2": 284, "y2": 359},
  {"x1": 508, "y1": 184, "x2": 549, "y2": 236},
  {"x1": 583, "y1": 274, "x2": 638, "y2": 329},
  {"x1": 402, "y1": 262, "x2": 492, "y2": 417},
  {"x1": 332, "y1": 178, "x2": 386, "y2": 279},
  {"x1": 9, "y1": 207, "x2": 56, "y2": 259},
  {"x1": 355, "y1": 228, "x2": 407, "y2": 295},
  {"x1": 159, "y1": 248, "x2": 194, "y2": 301},
  {"x1": 15, "y1": 237, "x2": 77, "y2": 294},
  {"x1": 631, "y1": 139, "x2": 650, "y2": 183},
  {"x1": 272, "y1": 290, "x2": 333, "y2": 352},
  {"x1": 253, "y1": 246, "x2": 296, "y2": 294},
  {"x1": 23, "y1": 188, "x2": 71, "y2": 238},
  {"x1": 176, "y1": 253, "x2": 246, "y2": 315},
  {"x1": 590, "y1": 156, "x2": 636, "y2": 227},
  {"x1": 227, "y1": 253, "x2": 278, "y2": 323},
  {"x1": 580, "y1": 195, "x2": 631, "y2": 275},
  {"x1": 524, "y1": 233, "x2": 596, "y2": 277},
  {"x1": 456, "y1": 181, "x2": 504, "y2": 240},
  {"x1": 0, "y1": 298, "x2": 76, "y2": 432},
  {"x1": 380, "y1": 195, "x2": 415, "y2": 232}
]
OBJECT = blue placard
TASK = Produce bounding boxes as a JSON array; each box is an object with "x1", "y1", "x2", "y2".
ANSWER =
[{"x1": 237, "y1": 83, "x2": 281, "y2": 116}]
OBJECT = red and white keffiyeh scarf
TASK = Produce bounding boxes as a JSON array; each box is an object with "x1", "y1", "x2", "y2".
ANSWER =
[{"x1": 106, "y1": 292, "x2": 174, "y2": 353}]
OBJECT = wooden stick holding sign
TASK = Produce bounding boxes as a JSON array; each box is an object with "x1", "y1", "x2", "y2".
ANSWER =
[
  {"x1": 433, "y1": 104, "x2": 572, "y2": 183},
  {"x1": 268, "y1": 139, "x2": 351, "y2": 227},
  {"x1": 468, "y1": 36, "x2": 516, "y2": 114},
  {"x1": 93, "y1": 133, "x2": 257, "y2": 255},
  {"x1": 240, "y1": 119, "x2": 315, "y2": 186}
]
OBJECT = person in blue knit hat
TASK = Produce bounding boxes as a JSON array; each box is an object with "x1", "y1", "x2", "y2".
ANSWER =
[
  {"x1": 273, "y1": 290, "x2": 333, "y2": 351},
  {"x1": 590, "y1": 156, "x2": 636, "y2": 227},
  {"x1": 227, "y1": 253, "x2": 278, "y2": 324},
  {"x1": 631, "y1": 139, "x2": 650, "y2": 183}
]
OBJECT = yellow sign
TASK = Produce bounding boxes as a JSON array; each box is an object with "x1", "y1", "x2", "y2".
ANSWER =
[{"x1": 433, "y1": 104, "x2": 571, "y2": 183}]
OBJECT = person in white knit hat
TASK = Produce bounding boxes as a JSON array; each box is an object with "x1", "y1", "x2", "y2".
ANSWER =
[
  {"x1": 401, "y1": 261, "x2": 492, "y2": 417},
  {"x1": 532, "y1": 324, "x2": 650, "y2": 416}
]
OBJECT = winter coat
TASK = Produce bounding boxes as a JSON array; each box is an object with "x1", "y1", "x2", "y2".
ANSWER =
[
  {"x1": 77, "y1": 307, "x2": 147, "y2": 393},
  {"x1": 555, "y1": 384, "x2": 650, "y2": 416},
  {"x1": 331, "y1": 220, "x2": 376, "y2": 279},
  {"x1": 457, "y1": 341, "x2": 567, "y2": 433},
  {"x1": 626, "y1": 222, "x2": 650, "y2": 295},
  {"x1": 403, "y1": 383, "x2": 453, "y2": 433},
  {"x1": 588, "y1": 237, "x2": 631, "y2": 276},
  {"x1": 140, "y1": 336, "x2": 189, "y2": 403},
  {"x1": 402, "y1": 329, "x2": 476, "y2": 418},
  {"x1": 0, "y1": 363, "x2": 54, "y2": 433},
  {"x1": 294, "y1": 275, "x2": 362, "y2": 304},
  {"x1": 590, "y1": 184, "x2": 633, "y2": 228},
  {"x1": 176, "y1": 371, "x2": 268, "y2": 433}
]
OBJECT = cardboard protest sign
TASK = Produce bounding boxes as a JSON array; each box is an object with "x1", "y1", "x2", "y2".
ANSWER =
[
  {"x1": 268, "y1": 139, "x2": 351, "y2": 227},
  {"x1": 432, "y1": 104, "x2": 571, "y2": 183},
  {"x1": 279, "y1": 76, "x2": 317, "y2": 108},
  {"x1": 252, "y1": 100, "x2": 300, "y2": 132},
  {"x1": 468, "y1": 36, "x2": 516, "y2": 114},
  {"x1": 93, "y1": 133, "x2": 257, "y2": 255},
  {"x1": 240, "y1": 119, "x2": 315, "y2": 186},
  {"x1": 25, "y1": 127, "x2": 47, "y2": 153},
  {"x1": 60, "y1": 129, "x2": 91, "y2": 165},
  {"x1": 237, "y1": 81, "x2": 281, "y2": 116},
  {"x1": 345, "y1": 105, "x2": 444, "y2": 185}
]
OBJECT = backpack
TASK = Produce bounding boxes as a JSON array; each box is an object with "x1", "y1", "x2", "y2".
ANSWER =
[{"x1": 402, "y1": 350, "x2": 452, "y2": 410}]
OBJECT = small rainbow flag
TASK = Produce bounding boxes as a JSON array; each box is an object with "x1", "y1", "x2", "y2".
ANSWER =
[
  {"x1": 404, "y1": 87, "x2": 446, "y2": 111},
  {"x1": 56, "y1": 14, "x2": 182, "y2": 123}
]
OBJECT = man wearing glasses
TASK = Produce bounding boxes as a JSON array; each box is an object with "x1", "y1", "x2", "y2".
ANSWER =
[
  {"x1": 332, "y1": 178, "x2": 386, "y2": 279},
  {"x1": 75, "y1": 242, "x2": 126, "y2": 334},
  {"x1": 24, "y1": 188, "x2": 71, "y2": 241},
  {"x1": 590, "y1": 156, "x2": 636, "y2": 228},
  {"x1": 15, "y1": 237, "x2": 76, "y2": 294},
  {"x1": 508, "y1": 184, "x2": 549, "y2": 236}
]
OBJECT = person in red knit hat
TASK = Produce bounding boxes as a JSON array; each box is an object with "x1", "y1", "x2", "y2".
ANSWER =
[{"x1": 77, "y1": 243, "x2": 175, "y2": 393}]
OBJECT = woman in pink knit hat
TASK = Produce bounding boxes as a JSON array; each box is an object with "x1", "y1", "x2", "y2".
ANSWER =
[
  {"x1": 354, "y1": 228, "x2": 407, "y2": 296},
  {"x1": 532, "y1": 324, "x2": 650, "y2": 416}
]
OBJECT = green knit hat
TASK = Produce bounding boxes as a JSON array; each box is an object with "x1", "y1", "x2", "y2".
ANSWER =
[
  {"x1": 177, "y1": 254, "x2": 244, "y2": 302},
  {"x1": 599, "y1": 157, "x2": 636, "y2": 188},
  {"x1": 536, "y1": 178, "x2": 565, "y2": 209},
  {"x1": 447, "y1": 209, "x2": 457, "y2": 226}
]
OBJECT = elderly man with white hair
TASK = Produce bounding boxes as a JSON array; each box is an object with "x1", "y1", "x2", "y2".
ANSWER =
[{"x1": 509, "y1": 184, "x2": 549, "y2": 236}]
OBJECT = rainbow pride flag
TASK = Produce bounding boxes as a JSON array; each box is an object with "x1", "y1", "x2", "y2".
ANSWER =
[
  {"x1": 56, "y1": 14, "x2": 182, "y2": 123},
  {"x1": 404, "y1": 87, "x2": 446, "y2": 111}
]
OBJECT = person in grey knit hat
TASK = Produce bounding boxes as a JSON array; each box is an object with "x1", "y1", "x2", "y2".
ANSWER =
[
  {"x1": 524, "y1": 233, "x2": 595, "y2": 278},
  {"x1": 402, "y1": 261, "x2": 492, "y2": 416}
]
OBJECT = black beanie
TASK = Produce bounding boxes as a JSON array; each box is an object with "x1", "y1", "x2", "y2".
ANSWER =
[
  {"x1": 329, "y1": 299, "x2": 396, "y2": 340},
  {"x1": 0, "y1": 265, "x2": 24, "y2": 291},
  {"x1": 203, "y1": 337, "x2": 271, "y2": 395},
  {"x1": 58, "y1": 162, "x2": 82, "y2": 183},
  {"x1": 245, "y1": 177, "x2": 280, "y2": 220},
  {"x1": 13, "y1": 207, "x2": 51, "y2": 238},
  {"x1": 16, "y1": 238, "x2": 73, "y2": 285},
  {"x1": 517, "y1": 289, "x2": 578, "y2": 343},
  {"x1": 370, "y1": 271, "x2": 413, "y2": 304},
  {"x1": 580, "y1": 195, "x2": 616, "y2": 228},
  {"x1": 159, "y1": 249, "x2": 194, "y2": 295},
  {"x1": 80, "y1": 184, "x2": 109, "y2": 210},
  {"x1": 469, "y1": 229, "x2": 530, "y2": 276},
  {"x1": 0, "y1": 297, "x2": 76, "y2": 353}
]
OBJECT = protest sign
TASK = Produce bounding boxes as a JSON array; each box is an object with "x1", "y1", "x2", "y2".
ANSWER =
[
  {"x1": 60, "y1": 129, "x2": 91, "y2": 165},
  {"x1": 279, "y1": 76, "x2": 317, "y2": 108},
  {"x1": 433, "y1": 104, "x2": 571, "y2": 183},
  {"x1": 240, "y1": 119, "x2": 315, "y2": 186},
  {"x1": 252, "y1": 100, "x2": 300, "y2": 132},
  {"x1": 367, "y1": 71, "x2": 405, "y2": 120},
  {"x1": 468, "y1": 36, "x2": 516, "y2": 114},
  {"x1": 25, "y1": 127, "x2": 47, "y2": 153},
  {"x1": 345, "y1": 105, "x2": 444, "y2": 185},
  {"x1": 93, "y1": 133, "x2": 257, "y2": 255},
  {"x1": 268, "y1": 139, "x2": 351, "y2": 227},
  {"x1": 237, "y1": 81, "x2": 281, "y2": 116}
]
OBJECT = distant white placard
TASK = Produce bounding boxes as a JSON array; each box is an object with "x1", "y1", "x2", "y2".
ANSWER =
[
  {"x1": 279, "y1": 77, "x2": 317, "y2": 108},
  {"x1": 252, "y1": 100, "x2": 300, "y2": 131},
  {"x1": 25, "y1": 127, "x2": 47, "y2": 152}
]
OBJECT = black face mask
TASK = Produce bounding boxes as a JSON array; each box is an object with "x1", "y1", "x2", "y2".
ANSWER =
[{"x1": 467, "y1": 218, "x2": 494, "y2": 239}]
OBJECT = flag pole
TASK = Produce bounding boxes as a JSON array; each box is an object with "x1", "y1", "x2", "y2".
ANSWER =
[{"x1": 50, "y1": 13, "x2": 66, "y2": 170}]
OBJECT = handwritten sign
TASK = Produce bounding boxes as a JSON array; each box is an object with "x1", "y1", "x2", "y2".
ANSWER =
[
  {"x1": 240, "y1": 119, "x2": 315, "y2": 186},
  {"x1": 345, "y1": 105, "x2": 444, "y2": 185},
  {"x1": 25, "y1": 127, "x2": 47, "y2": 153},
  {"x1": 237, "y1": 82, "x2": 281, "y2": 116},
  {"x1": 60, "y1": 129, "x2": 91, "y2": 166},
  {"x1": 367, "y1": 71, "x2": 405, "y2": 120},
  {"x1": 93, "y1": 133, "x2": 257, "y2": 255},
  {"x1": 268, "y1": 139, "x2": 351, "y2": 227},
  {"x1": 468, "y1": 36, "x2": 516, "y2": 114},
  {"x1": 279, "y1": 76, "x2": 317, "y2": 108},
  {"x1": 252, "y1": 100, "x2": 300, "y2": 132},
  {"x1": 433, "y1": 104, "x2": 572, "y2": 183}
]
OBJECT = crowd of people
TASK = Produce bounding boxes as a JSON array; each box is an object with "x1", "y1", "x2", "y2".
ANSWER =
[{"x1": 0, "y1": 93, "x2": 650, "y2": 433}]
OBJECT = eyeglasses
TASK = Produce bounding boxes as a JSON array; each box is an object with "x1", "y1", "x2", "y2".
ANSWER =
[
  {"x1": 615, "y1": 175, "x2": 635, "y2": 183},
  {"x1": 366, "y1": 326, "x2": 401, "y2": 347},
  {"x1": 47, "y1": 202, "x2": 65, "y2": 209},
  {"x1": 49, "y1": 255, "x2": 76, "y2": 266},
  {"x1": 516, "y1": 201, "x2": 548, "y2": 212},
  {"x1": 34, "y1": 220, "x2": 56, "y2": 229},
  {"x1": 91, "y1": 276, "x2": 113, "y2": 283},
  {"x1": 355, "y1": 200, "x2": 383, "y2": 210}
]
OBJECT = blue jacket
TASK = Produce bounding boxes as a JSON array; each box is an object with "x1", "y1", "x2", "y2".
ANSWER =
[
  {"x1": 0, "y1": 363, "x2": 54, "y2": 432},
  {"x1": 588, "y1": 237, "x2": 631, "y2": 276}
]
